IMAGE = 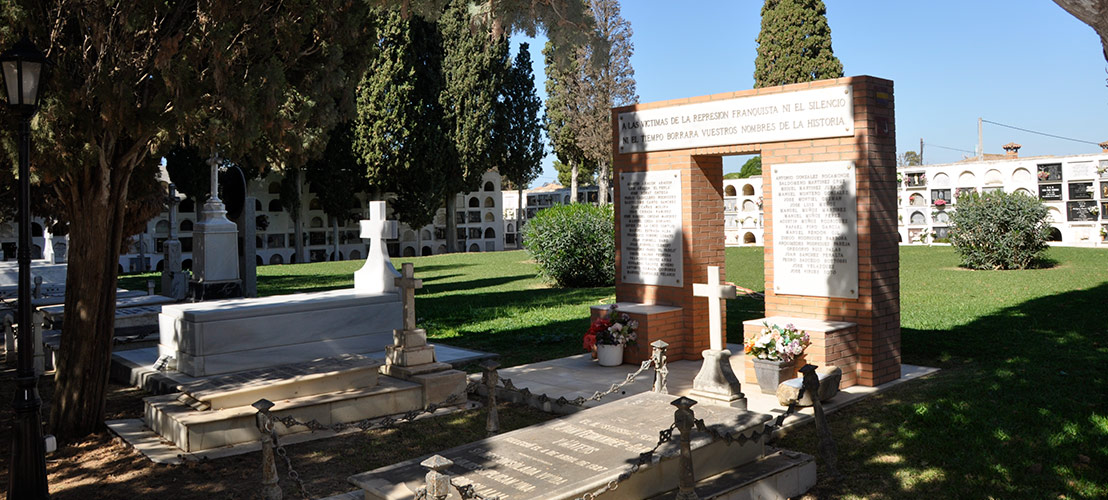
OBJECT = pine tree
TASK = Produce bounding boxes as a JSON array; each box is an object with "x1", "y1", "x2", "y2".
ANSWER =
[
  {"x1": 543, "y1": 40, "x2": 590, "y2": 203},
  {"x1": 438, "y1": 0, "x2": 509, "y2": 251},
  {"x1": 753, "y1": 0, "x2": 844, "y2": 88},
  {"x1": 355, "y1": 8, "x2": 450, "y2": 230},
  {"x1": 496, "y1": 43, "x2": 546, "y2": 246}
]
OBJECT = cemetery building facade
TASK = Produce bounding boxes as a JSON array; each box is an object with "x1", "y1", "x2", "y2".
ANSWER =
[
  {"x1": 896, "y1": 143, "x2": 1108, "y2": 246},
  {"x1": 723, "y1": 176, "x2": 765, "y2": 246}
]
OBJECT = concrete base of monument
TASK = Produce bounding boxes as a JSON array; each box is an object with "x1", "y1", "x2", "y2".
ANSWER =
[
  {"x1": 649, "y1": 449, "x2": 816, "y2": 500},
  {"x1": 690, "y1": 349, "x2": 747, "y2": 409}
]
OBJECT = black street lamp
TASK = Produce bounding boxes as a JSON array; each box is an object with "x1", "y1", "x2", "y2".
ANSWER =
[{"x1": 1, "y1": 35, "x2": 51, "y2": 499}]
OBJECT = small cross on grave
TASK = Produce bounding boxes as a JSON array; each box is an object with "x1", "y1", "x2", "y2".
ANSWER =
[
  {"x1": 395, "y1": 262, "x2": 422, "y2": 332},
  {"x1": 689, "y1": 265, "x2": 746, "y2": 409},
  {"x1": 354, "y1": 201, "x2": 400, "y2": 293},
  {"x1": 692, "y1": 265, "x2": 737, "y2": 351}
]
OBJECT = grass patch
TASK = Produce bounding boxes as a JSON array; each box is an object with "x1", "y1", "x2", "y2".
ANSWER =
[{"x1": 117, "y1": 245, "x2": 1108, "y2": 498}]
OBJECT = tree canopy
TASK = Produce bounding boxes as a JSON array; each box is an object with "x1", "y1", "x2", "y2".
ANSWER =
[
  {"x1": 753, "y1": 0, "x2": 844, "y2": 88},
  {"x1": 496, "y1": 43, "x2": 546, "y2": 195}
]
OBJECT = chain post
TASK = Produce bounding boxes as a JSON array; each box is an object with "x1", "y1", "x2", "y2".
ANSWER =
[
  {"x1": 480, "y1": 359, "x2": 500, "y2": 436},
  {"x1": 650, "y1": 339, "x2": 669, "y2": 394},
  {"x1": 671, "y1": 396, "x2": 700, "y2": 500},
  {"x1": 252, "y1": 399, "x2": 283, "y2": 500},
  {"x1": 800, "y1": 364, "x2": 842, "y2": 482},
  {"x1": 421, "y1": 455, "x2": 455, "y2": 500}
]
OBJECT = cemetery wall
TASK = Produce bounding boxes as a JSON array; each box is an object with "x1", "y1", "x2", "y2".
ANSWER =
[{"x1": 897, "y1": 152, "x2": 1108, "y2": 245}]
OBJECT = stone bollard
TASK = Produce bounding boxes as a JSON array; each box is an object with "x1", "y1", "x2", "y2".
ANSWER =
[
  {"x1": 651, "y1": 339, "x2": 669, "y2": 394},
  {"x1": 671, "y1": 396, "x2": 699, "y2": 500},
  {"x1": 147, "y1": 279, "x2": 155, "y2": 296},
  {"x1": 481, "y1": 359, "x2": 500, "y2": 436},
  {"x1": 421, "y1": 455, "x2": 455, "y2": 500},
  {"x1": 252, "y1": 399, "x2": 283, "y2": 500},
  {"x1": 32, "y1": 275, "x2": 42, "y2": 298}
]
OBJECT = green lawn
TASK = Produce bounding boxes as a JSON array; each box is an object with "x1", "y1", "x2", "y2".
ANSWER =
[{"x1": 118, "y1": 245, "x2": 1108, "y2": 498}]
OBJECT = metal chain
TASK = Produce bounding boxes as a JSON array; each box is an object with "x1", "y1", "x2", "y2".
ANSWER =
[
  {"x1": 270, "y1": 425, "x2": 312, "y2": 499},
  {"x1": 413, "y1": 487, "x2": 428, "y2": 500},
  {"x1": 572, "y1": 423, "x2": 678, "y2": 500},
  {"x1": 452, "y1": 481, "x2": 500, "y2": 500},
  {"x1": 497, "y1": 359, "x2": 654, "y2": 410},
  {"x1": 269, "y1": 392, "x2": 467, "y2": 434}
]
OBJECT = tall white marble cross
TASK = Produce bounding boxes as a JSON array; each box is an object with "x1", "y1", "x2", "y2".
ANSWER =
[
  {"x1": 354, "y1": 200, "x2": 400, "y2": 293},
  {"x1": 394, "y1": 262, "x2": 423, "y2": 331},
  {"x1": 692, "y1": 265, "x2": 737, "y2": 351}
]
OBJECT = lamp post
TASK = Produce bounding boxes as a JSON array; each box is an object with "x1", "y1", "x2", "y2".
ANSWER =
[{"x1": 1, "y1": 35, "x2": 51, "y2": 499}]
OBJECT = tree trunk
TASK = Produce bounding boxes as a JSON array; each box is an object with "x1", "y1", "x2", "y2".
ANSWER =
[
  {"x1": 570, "y1": 160, "x2": 579, "y2": 203},
  {"x1": 598, "y1": 161, "x2": 610, "y2": 206},
  {"x1": 445, "y1": 194, "x2": 458, "y2": 253},
  {"x1": 516, "y1": 187, "x2": 523, "y2": 249},
  {"x1": 332, "y1": 217, "x2": 340, "y2": 261},
  {"x1": 293, "y1": 170, "x2": 305, "y2": 263},
  {"x1": 51, "y1": 156, "x2": 133, "y2": 442}
]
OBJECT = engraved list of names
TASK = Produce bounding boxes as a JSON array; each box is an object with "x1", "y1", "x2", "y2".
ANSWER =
[
  {"x1": 771, "y1": 161, "x2": 858, "y2": 299},
  {"x1": 620, "y1": 171, "x2": 683, "y2": 287}
]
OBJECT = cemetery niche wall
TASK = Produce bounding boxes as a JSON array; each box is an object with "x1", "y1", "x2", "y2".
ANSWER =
[{"x1": 608, "y1": 76, "x2": 900, "y2": 389}]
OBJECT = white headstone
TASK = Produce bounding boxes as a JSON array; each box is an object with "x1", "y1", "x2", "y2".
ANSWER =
[{"x1": 354, "y1": 201, "x2": 400, "y2": 293}]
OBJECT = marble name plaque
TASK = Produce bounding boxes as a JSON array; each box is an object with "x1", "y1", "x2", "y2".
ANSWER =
[
  {"x1": 771, "y1": 161, "x2": 858, "y2": 299},
  {"x1": 1037, "y1": 163, "x2": 1062, "y2": 182},
  {"x1": 1069, "y1": 182, "x2": 1094, "y2": 200},
  {"x1": 618, "y1": 85, "x2": 854, "y2": 154},
  {"x1": 1064, "y1": 161, "x2": 1095, "y2": 180},
  {"x1": 619, "y1": 171, "x2": 683, "y2": 287},
  {"x1": 1067, "y1": 201, "x2": 1099, "y2": 222},
  {"x1": 1039, "y1": 184, "x2": 1062, "y2": 201}
]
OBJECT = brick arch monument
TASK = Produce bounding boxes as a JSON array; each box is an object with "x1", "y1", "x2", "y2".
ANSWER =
[{"x1": 594, "y1": 76, "x2": 900, "y2": 397}]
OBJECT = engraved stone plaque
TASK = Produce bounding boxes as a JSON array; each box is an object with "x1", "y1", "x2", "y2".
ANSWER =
[
  {"x1": 619, "y1": 171, "x2": 683, "y2": 287},
  {"x1": 771, "y1": 161, "x2": 858, "y2": 299}
]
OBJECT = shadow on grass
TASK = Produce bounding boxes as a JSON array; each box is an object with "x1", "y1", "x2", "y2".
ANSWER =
[
  {"x1": 419, "y1": 274, "x2": 536, "y2": 295},
  {"x1": 256, "y1": 274, "x2": 353, "y2": 295},
  {"x1": 786, "y1": 283, "x2": 1108, "y2": 499}
]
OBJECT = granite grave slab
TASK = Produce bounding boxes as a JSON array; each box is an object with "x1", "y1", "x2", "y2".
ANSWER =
[{"x1": 350, "y1": 392, "x2": 771, "y2": 500}]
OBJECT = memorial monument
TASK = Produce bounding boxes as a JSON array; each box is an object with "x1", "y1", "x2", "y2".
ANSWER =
[
  {"x1": 187, "y1": 153, "x2": 243, "y2": 301},
  {"x1": 607, "y1": 76, "x2": 900, "y2": 388}
]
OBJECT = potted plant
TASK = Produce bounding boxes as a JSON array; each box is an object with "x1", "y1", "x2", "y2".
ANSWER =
[
  {"x1": 583, "y1": 305, "x2": 638, "y2": 366},
  {"x1": 743, "y1": 322, "x2": 811, "y2": 394}
]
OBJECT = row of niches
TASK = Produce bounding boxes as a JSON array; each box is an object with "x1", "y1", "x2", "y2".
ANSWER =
[
  {"x1": 724, "y1": 214, "x2": 762, "y2": 228},
  {"x1": 400, "y1": 226, "x2": 499, "y2": 242},
  {"x1": 723, "y1": 184, "x2": 758, "y2": 197},
  {"x1": 902, "y1": 160, "x2": 1108, "y2": 189},
  {"x1": 153, "y1": 214, "x2": 358, "y2": 236},
  {"x1": 905, "y1": 210, "x2": 951, "y2": 226},
  {"x1": 723, "y1": 198, "x2": 762, "y2": 212},
  {"x1": 454, "y1": 209, "x2": 500, "y2": 224}
]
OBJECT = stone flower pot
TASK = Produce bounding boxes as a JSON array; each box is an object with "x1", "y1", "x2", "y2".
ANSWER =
[
  {"x1": 751, "y1": 358, "x2": 797, "y2": 394},
  {"x1": 596, "y1": 344, "x2": 624, "y2": 366}
]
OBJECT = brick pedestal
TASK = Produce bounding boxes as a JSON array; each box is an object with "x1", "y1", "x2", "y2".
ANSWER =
[
  {"x1": 743, "y1": 317, "x2": 859, "y2": 388},
  {"x1": 590, "y1": 303, "x2": 683, "y2": 364}
]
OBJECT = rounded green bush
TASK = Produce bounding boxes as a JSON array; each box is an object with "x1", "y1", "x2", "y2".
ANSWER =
[
  {"x1": 948, "y1": 190, "x2": 1052, "y2": 270},
  {"x1": 522, "y1": 203, "x2": 614, "y2": 287}
]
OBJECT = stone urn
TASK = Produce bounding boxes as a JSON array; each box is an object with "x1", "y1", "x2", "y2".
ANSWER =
[
  {"x1": 751, "y1": 358, "x2": 796, "y2": 394},
  {"x1": 596, "y1": 344, "x2": 624, "y2": 366}
]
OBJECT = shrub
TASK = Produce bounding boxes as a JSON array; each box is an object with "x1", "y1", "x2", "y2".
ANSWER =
[
  {"x1": 522, "y1": 203, "x2": 614, "y2": 287},
  {"x1": 948, "y1": 190, "x2": 1052, "y2": 270}
]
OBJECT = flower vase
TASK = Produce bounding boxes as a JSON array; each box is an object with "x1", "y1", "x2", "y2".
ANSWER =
[
  {"x1": 596, "y1": 344, "x2": 624, "y2": 366},
  {"x1": 751, "y1": 358, "x2": 797, "y2": 394}
]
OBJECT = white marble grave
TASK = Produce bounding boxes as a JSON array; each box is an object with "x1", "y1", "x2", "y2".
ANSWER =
[{"x1": 159, "y1": 200, "x2": 407, "y2": 376}]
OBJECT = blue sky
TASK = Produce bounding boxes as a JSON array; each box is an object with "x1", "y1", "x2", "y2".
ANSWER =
[{"x1": 510, "y1": 0, "x2": 1108, "y2": 186}]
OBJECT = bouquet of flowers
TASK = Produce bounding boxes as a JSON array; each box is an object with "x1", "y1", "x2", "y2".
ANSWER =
[
  {"x1": 744, "y1": 322, "x2": 811, "y2": 362},
  {"x1": 934, "y1": 198, "x2": 947, "y2": 207},
  {"x1": 583, "y1": 305, "x2": 638, "y2": 351},
  {"x1": 1037, "y1": 170, "x2": 1051, "y2": 181}
]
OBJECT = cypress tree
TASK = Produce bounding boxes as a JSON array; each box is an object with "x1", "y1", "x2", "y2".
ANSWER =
[{"x1": 753, "y1": 0, "x2": 844, "y2": 88}]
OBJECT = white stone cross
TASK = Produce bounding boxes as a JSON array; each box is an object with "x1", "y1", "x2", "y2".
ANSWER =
[
  {"x1": 354, "y1": 201, "x2": 400, "y2": 293},
  {"x1": 207, "y1": 153, "x2": 222, "y2": 203},
  {"x1": 394, "y1": 262, "x2": 423, "y2": 331},
  {"x1": 692, "y1": 265, "x2": 737, "y2": 351}
]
